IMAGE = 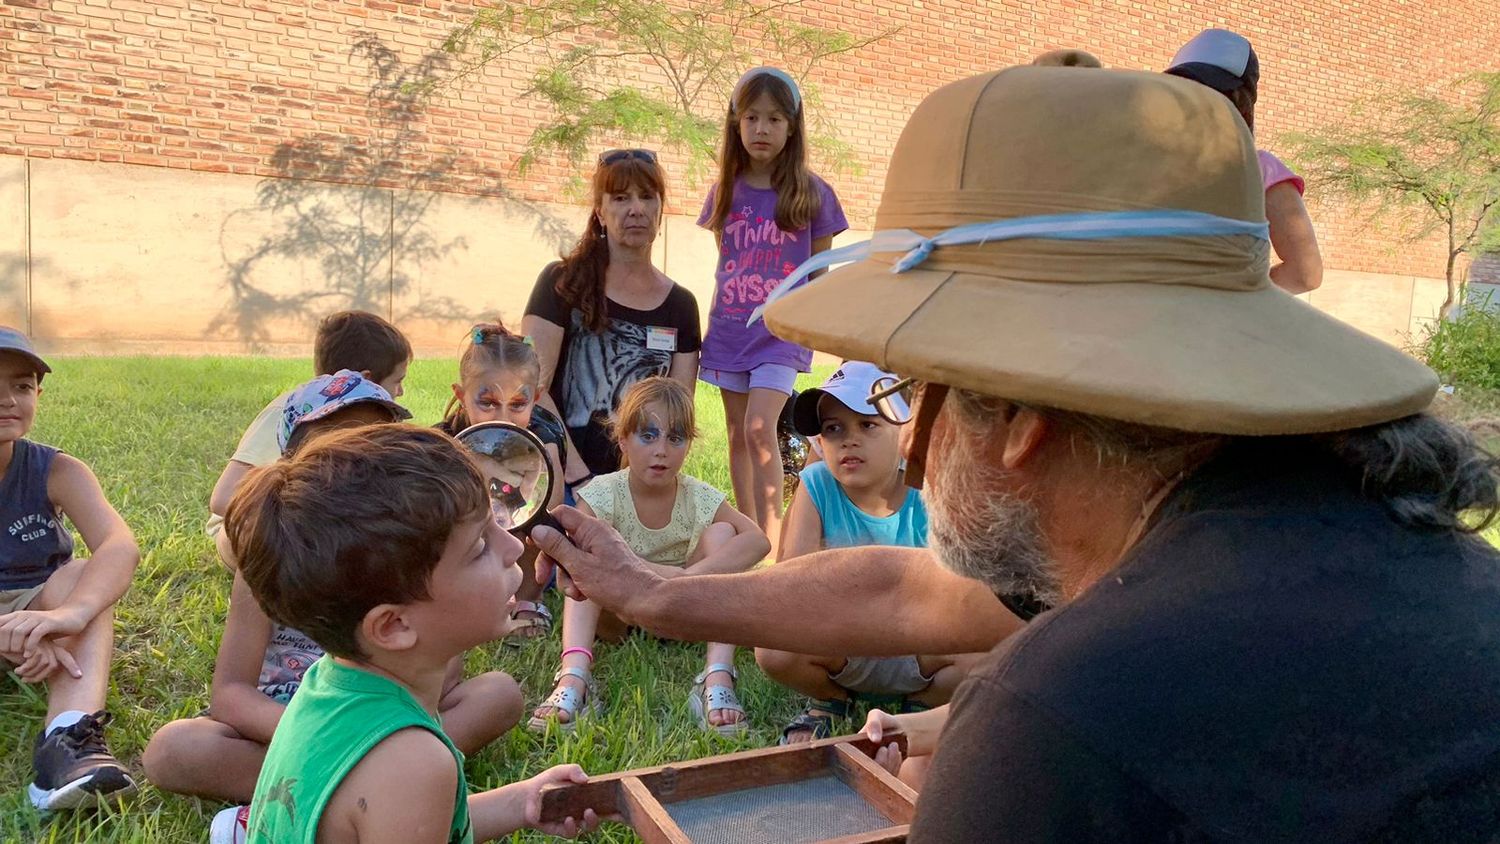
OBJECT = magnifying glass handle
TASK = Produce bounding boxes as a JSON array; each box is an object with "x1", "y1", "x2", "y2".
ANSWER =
[{"x1": 531, "y1": 510, "x2": 565, "y2": 536}]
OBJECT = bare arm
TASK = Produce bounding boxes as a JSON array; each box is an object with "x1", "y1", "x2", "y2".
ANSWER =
[
  {"x1": 1266, "y1": 183, "x2": 1323, "y2": 294},
  {"x1": 323, "y1": 728, "x2": 457, "y2": 843},
  {"x1": 208, "y1": 572, "x2": 285, "y2": 745},
  {"x1": 532, "y1": 505, "x2": 1021, "y2": 656},
  {"x1": 809, "y1": 235, "x2": 835, "y2": 279},
  {"x1": 668, "y1": 350, "x2": 699, "y2": 396},
  {"x1": 679, "y1": 501, "x2": 770, "y2": 575},
  {"x1": 469, "y1": 765, "x2": 597, "y2": 841},
  {"x1": 209, "y1": 460, "x2": 252, "y2": 518},
  {"x1": 776, "y1": 482, "x2": 823, "y2": 562},
  {"x1": 523, "y1": 314, "x2": 590, "y2": 483},
  {"x1": 12, "y1": 454, "x2": 140, "y2": 637}
]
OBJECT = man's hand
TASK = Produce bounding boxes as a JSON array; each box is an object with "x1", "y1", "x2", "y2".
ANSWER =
[
  {"x1": 523, "y1": 764, "x2": 604, "y2": 838},
  {"x1": 530, "y1": 505, "x2": 662, "y2": 617},
  {"x1": 0, "y1": 608, "x2": 88, "y2": 656}
]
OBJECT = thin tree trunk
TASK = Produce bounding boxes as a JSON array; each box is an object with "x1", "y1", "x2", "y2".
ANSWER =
[{"x1": 1443, "y1": 216, "x2": 1459, "y2": 319}]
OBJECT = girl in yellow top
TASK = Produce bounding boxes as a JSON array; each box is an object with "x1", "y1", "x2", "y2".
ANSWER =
[{"x1": 530, "y1": 377, "x2": 769, "y2": 735}]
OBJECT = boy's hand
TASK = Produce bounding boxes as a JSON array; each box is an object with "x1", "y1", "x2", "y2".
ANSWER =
[
  {"x1": 7, "y1": 638, "x2": 82, "y2": 684},
  {"x1": 860, "y1": 709, "x2": 907, "y2": 777},
  {"x1": 0, "y1": 608, "x2": 88, "y2": 656},
  {"x1": 524, "y1": 764, "x2": 603, "y2": 837}
]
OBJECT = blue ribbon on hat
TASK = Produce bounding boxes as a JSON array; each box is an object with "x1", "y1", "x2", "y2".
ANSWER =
[{"x1": 746, "y1": 209, "x2": 1270, "y2": 325}]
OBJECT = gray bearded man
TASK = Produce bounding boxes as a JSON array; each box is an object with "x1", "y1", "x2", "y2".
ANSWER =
[{"x1": 532, "y1": 63, "x2": 1500, "y2": 841}]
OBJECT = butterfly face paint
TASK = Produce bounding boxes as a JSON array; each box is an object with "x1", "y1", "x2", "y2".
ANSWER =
[
  {"x1": 463, "y1": 373, "x2": 536, "y2": 428},
  {"x1": 621, "y1": 404, "x2": 692, "y2": 486}
]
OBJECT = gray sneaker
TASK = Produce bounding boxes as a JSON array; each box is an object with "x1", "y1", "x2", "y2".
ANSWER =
[{"x1": 28, "y1": 711, "x2": 137, "y2": 811}]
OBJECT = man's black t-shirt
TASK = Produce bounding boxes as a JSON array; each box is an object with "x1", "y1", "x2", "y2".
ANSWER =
[
  {"x1": 913, "y1": 440, "x2": 1500, "y2": 842},
  {"x1": 524, "y1": 262, "x2": 701, "y2": 476}
]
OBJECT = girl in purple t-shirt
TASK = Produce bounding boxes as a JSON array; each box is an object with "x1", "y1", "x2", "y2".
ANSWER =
[{"x1": 698, "y1": 66, "x2": 848, "y2": 552}]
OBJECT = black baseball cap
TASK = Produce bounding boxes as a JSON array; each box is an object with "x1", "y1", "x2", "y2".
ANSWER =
[{"x1": 0, "y1": 326, "x2": 51, "y2": 382}]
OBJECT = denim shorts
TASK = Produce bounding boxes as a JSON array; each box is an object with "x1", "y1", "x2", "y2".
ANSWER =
[{"x1": 701, "y1": 363, "x2": 799, "y2": 396}]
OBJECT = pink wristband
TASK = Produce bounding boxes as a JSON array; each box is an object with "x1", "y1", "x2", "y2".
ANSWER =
[{"x1": 561, "y1": 646, "x2": 594, "y2": 663}]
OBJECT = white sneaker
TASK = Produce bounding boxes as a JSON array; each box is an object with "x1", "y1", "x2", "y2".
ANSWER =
[{"x1": 209, "y1": 804, "x2": 249, "y2": 844}]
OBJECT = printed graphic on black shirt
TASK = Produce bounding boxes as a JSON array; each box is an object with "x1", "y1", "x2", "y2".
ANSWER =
[{"x1": 560, "y1": 311, "x2": 673, "y2": 430}]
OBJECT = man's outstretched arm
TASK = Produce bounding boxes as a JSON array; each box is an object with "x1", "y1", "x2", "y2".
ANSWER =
[{"x1": 532, "y1": 505, "x2": 1022, "y2": 656}]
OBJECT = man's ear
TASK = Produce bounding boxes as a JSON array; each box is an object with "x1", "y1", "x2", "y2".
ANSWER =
[
  {"x1": 360, "y1": 603, "x2": 418, "y2": 654},
  {"x1": 1000, "y1": 407, "x2": 1050, "y2": 471}
]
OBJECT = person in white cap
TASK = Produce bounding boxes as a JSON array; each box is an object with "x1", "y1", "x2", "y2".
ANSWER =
[
  {"x1": 755, "y1": 362, "x2": 982, "y2": 766},
  {"x1": 532, "y1": 64, "x2": 1500, "y2": 839},
  {"x1": 1167, "y1": 28, "x2": 1324, "y2": 294}
]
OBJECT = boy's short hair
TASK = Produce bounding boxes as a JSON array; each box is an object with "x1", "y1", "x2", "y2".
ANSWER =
[
  {"x1": 226, "y1": 424, "x2": 486, "y2": 658},
  {"x1": 313, "y1": 311, "x2": 412, "y2": 383}
]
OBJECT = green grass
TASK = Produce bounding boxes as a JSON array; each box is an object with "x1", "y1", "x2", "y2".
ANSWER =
[{"x1": 2, "y1": 357, "x2": 834, "y2": 842}]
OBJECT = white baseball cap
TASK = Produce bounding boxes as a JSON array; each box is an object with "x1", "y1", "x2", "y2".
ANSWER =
[{"x1": 791, "y1": 361, "x2": 911, "y2": 436}]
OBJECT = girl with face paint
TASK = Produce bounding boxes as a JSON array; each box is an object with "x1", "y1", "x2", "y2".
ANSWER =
[
  {"x1": 530, "y1": 377, "x2": 770, "y2": 737},
  {"x1": 439, "y1": 321, "x2": 568, "y2": 641}
]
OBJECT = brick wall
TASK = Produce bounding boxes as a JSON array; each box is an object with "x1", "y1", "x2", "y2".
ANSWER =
[{"x1": 3, "y1": 0, "x2": 1497, "y2": 300}]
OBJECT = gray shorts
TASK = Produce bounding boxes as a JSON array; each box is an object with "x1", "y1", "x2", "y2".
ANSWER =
[
  {"x1": 830, "y1": 655, "x2": 932, "y2": 697},
  {"x1": 0, "y1": 583, "x2": 45, "y2": 616}
]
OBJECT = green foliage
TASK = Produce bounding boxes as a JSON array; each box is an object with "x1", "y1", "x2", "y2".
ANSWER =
[
  {"x1": 442, "y1": 0, "x2": 894, "y2": 189},
  {"x1": 1, "y1": 357, "x2": 834, "y2": 842},
  {"x1": 1284, "y1": 73, "x2": 1500, "y2": 316},
  {"x1": 1417, "y1": 290, "x2": 1500, "y2": 389}
]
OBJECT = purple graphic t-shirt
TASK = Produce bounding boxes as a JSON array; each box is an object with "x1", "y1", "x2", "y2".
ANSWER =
[{"x1": 697, "y1": 175, "x2": 848, "y2": 372}]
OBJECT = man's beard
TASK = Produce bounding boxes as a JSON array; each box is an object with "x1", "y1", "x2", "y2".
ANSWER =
[{"x1": 926, "y1": 437, "x2": 1064, "y2": 609}]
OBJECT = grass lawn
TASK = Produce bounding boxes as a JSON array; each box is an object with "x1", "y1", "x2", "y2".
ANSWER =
[{"x1": 2, "y1": 356, "x2": 834, "y2": 842}]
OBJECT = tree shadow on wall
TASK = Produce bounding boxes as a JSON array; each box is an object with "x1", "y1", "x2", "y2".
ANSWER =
[{"x1": 214, "y1": 33, "x2": 574, "y2": 348}]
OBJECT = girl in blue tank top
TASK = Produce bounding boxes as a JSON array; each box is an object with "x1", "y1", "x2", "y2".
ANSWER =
[{"x1": 0, "y1": 327, "x2": 141, "y2": 812}]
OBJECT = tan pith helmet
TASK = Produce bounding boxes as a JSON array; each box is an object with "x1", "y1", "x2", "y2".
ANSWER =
[{"x1": 764, "y1": 67, "x2": 1436, "y2": 434}]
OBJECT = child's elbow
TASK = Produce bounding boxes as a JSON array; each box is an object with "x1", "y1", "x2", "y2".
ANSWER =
[{"x1": 752, "y1": 533, "x2": 772, "y2": 561}]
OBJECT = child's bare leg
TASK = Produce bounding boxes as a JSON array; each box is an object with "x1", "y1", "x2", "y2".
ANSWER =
[
  {"x1": 141, "y1": 717, "x2": 266, "y2": 803},
  {"x1": 755, "y1": 648, "x2": 853, "y2": 743},
  {"x1": 745, "y1": 387, "x2": 787, "y2": 557},
  {"x1": 720, "y1": 388, "x2": 758, "y2": 525},
  {"x1": 508, "y1": 544, "x2": 549, "y2": 638},
  {"x1": 438, "y1": 655, "x2": 522, "y2": 754},
  {"x1": 909, "y1": 653, "x2": 985, "y2": 709},
  {"x1": 897, "y1": 754, "x2": 932, "y2": 791},
  {"x1": 534, "y1": 596, "x2": 602, "y2": 723},
  {"x1": 27, "y1": 560, "x2": 110, "y2": 720}
]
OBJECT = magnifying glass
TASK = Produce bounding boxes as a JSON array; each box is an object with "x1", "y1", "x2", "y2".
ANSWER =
[{"x1": 454, "y1": 421, "x2": 563, "y2": 538}]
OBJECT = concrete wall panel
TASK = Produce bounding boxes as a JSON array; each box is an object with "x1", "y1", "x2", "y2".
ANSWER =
[
  {"x1": 27, "y1": 159, "x2": 392, "y2": 354},
  {"x1": 1306, "y1": 270, "x2": 1417, "y2": 347},
  {"x1": 0, "y1": 158, "x2": 26, "y2": 331}
]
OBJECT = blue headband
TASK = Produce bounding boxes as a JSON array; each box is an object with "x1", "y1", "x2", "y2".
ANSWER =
[
  {"x1": 732, "y1": 66, "x2": 801, "y2": 114},
  {"x1": 747, "y1": 209, "x2": 1270, "y2": 325}
]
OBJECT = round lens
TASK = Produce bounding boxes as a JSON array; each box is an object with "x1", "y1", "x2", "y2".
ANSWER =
[
  {"x1": 455, "y1": 423, "x2": 554, "y2": 535},
  {"x1": 869, "y1": 376, "x2": 914, "y2": 425}
]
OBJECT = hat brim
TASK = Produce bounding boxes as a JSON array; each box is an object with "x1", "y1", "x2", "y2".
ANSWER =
[
  {"x1": 1165, "y1": 63, "x2": 1246, "y2": 94},
  {"x1": 764, "y1": 259, "x2": 1437, "y2": 435},
  {"x1": 791, "y1": 389, "x2": 829, "y2": 437},
  {"x1": 0, "y1": 348, "x2": 50, "y2": 379}
]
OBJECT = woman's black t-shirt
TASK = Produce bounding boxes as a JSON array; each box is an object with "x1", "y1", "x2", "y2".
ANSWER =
[{"x1": 524, "y1": 261, "x2": 701, "y2": 476}]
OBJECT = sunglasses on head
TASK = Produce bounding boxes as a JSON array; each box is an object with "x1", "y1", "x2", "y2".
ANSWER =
[{"x1": 597, "y1": 148, "x2": 658, "y2": 166}]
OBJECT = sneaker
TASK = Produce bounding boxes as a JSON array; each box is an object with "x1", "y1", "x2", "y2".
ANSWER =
[
  {"x1": 28, "y1": 711, "x2": 137, "y2": 811},
  {"x1": 210, "y1": 805, "x2": 250, "y2": 844}
]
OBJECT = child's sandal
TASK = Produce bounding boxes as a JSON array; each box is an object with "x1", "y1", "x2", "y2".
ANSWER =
[
  {"x1": 778, "y1": 697, "x2": 856, "y2": 745},
  {"x1": 689, "y1": 663, "x2": 749, "y2": 737},
  {"x1": 528, "y1": 666, "x2": 599, "y2": 734},
  {"x1": 503, "y1": 600, "x2": 552, "y2": 646}
]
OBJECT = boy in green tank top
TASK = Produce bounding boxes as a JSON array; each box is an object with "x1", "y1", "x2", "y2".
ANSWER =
[{"x1": 226, "y1": 424, "x2": 602, "y2": 843}]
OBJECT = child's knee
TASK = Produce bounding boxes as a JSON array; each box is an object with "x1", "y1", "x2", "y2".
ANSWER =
[
  {"x1": 693, "y1": 522, "x2": 737, "y2": 559},
  {"x1": 754, "y1": 647, "x2": 798, "y2": 679},
  {"x1": 142, "y1": 718, "x2": 218, "y2": 786},
  {"x1": 30, "y1": 559, "x2": 89, "y2": 611},
  {"x1": 465, "y1": 671, "x2": 524, "y2": 727},
  {"x1": 744, "y1": 410, "x2": 777, "y2": 443}
]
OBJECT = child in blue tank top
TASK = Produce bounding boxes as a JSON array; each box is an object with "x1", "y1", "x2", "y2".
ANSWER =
[
  {"x1": 0, "y1": 327, "x2": 141, "y2": 812},
  {"x1": 753, "y1": 362, "x2": 983, "y2": 749}
]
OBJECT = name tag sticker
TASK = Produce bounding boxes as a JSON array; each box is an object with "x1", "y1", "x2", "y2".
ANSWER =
[{"x1": 646, "y1": 326, "x2": 678, "y2": 352}]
